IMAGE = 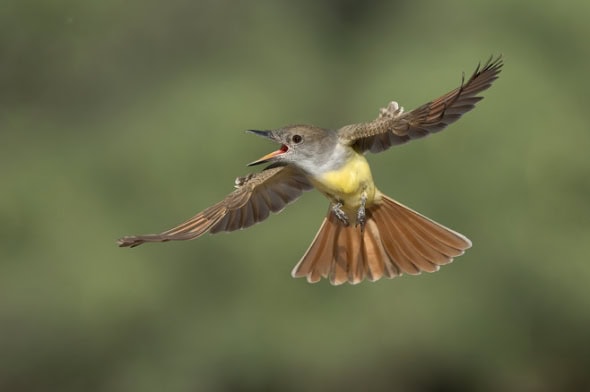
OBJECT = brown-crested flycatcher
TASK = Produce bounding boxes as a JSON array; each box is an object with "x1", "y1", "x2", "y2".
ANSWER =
[{"x1": 118, "y1": 56, "x2": 503, "y2": 285}]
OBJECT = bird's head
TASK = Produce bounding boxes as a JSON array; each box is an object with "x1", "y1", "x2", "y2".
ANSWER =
[{"x1": 247, "y1": 125, "x2": 337, "y2": 169}]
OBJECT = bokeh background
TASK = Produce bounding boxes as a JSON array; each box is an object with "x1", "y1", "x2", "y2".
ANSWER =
[{"x1": 2, "y1": 0, "x2": 589, "y2": 391}]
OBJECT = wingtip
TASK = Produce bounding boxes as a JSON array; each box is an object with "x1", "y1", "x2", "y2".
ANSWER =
[
  {"x1": 116, "y1": 236, "x2": 144, "y2": 248},
  {"x1": 484, "y1": 54, "x2": 504, "y2": 72}
]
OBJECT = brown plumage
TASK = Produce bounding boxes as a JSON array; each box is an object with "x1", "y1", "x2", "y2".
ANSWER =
[
  {"x1": 292, "y1": 195, "x2": 471, "y2": 285},
  {"x1": 117, "y1": 165, "x2": 312, "y2": 247},
  {"x1": 118, "y1": 56, "x2": 503, "y2": 285},
  {"x1": 338, "y1": 56, "x2": 503, "y2": 152}
]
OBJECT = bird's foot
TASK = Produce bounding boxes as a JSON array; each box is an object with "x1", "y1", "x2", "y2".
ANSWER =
[
  {"x1": 378, "y1": 101, "x2": 404, "y2": 119},
  {"x1": 355, "y1": 192, "x2": 367, "y2": 232},
  {"x1": 356, "y1": 208, "x2": 366, "y2": 232},
  {"x1": 332, "y1": 202, "x2": 350, "y2": 226}
]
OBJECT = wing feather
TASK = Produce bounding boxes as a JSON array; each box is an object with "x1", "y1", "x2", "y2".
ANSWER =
[
  {"x1": 117, "y1": 165, "x2": 312, "y2": 247},
  {"x1": 338, "y1": 56, "x2": 503, "y2": 153}
]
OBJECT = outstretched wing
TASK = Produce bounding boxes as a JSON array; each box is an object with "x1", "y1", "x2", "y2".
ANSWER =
[
  {"x1": 117, "y1": 164, "x2": 313, "y2": 247},
  {"x1": 338, "y1": 56, "x2": 503, "y2": 153}
]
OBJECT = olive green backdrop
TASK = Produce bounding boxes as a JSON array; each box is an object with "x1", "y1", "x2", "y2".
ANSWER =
[{"x1": 2, "y1": 0, "x2": 589, "y2": 391}]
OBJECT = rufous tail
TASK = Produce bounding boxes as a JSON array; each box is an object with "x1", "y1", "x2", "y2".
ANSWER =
[{"x1": 292, "y1": 195, "x2": 472, "y2": 285}]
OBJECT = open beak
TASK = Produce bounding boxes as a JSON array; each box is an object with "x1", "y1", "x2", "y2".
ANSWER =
[{"x1": 246, "y1": 130, "x2": 288, "y2": 166}]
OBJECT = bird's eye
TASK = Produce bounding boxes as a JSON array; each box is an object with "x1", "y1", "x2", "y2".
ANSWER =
[{"x1": 292, "y1": 134, "x2": 302, "y2": 144}]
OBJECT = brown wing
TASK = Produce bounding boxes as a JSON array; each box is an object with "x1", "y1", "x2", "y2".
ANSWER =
[
  {"x1": 117, "y1": 164, "x2": 312, "y2": 247},
  {"x1": 338, "y1": 55, "x2": 503, "y2": 153}
]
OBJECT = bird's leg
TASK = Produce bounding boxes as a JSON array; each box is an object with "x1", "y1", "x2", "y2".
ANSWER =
[
  {"x1": 332, "y1": 202, "x2": 350, "y2": 226},
  {"x1": 356, "y1": 191, "x2": 367, "y2": 232}
]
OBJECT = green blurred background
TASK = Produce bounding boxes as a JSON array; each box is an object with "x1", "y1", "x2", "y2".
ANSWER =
[{"x1": 2, "y1": 0, "x2": 589, "y2": 391}]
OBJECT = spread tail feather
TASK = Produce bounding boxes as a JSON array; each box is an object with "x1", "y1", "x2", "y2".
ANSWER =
[{"x1": 292, "y1": 195, "x2": 472, "y2": 285}]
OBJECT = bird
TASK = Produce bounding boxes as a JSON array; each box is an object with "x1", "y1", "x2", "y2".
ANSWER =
[{"x1": 117, "y1": 56, "x2": 503, "y2": 285}]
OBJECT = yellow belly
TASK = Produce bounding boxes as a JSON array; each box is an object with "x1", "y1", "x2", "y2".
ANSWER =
[{"x1": 310, "y1": 153, "x2": 377, "y2": 211}]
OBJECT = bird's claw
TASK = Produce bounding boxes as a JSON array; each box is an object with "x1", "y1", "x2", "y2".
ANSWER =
[
  {"x1": 378, "y1": 101, "x2": 404, "y2": 120},
  {"x1": 332, "y1": 202, "x2": 350, "y2": 226},
  {"x1": 355, "y1": 191, "x2": 367, "y2": 233},
  {"x1": 356, "y1": 207, "x2": 366, "y2": 232}
]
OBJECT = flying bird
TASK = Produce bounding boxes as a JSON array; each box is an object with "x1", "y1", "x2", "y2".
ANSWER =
[{"x1": 118, "y1": 56, "x2": 503, "y2": 285}]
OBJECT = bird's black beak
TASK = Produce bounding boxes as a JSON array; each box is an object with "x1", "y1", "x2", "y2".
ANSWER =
[
  {"x1": 247, "y1": 129, "x2": 274, "y2": 139},
  {"x1": 246, "y1": 130, "x2": 286, "y2": 166}
]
